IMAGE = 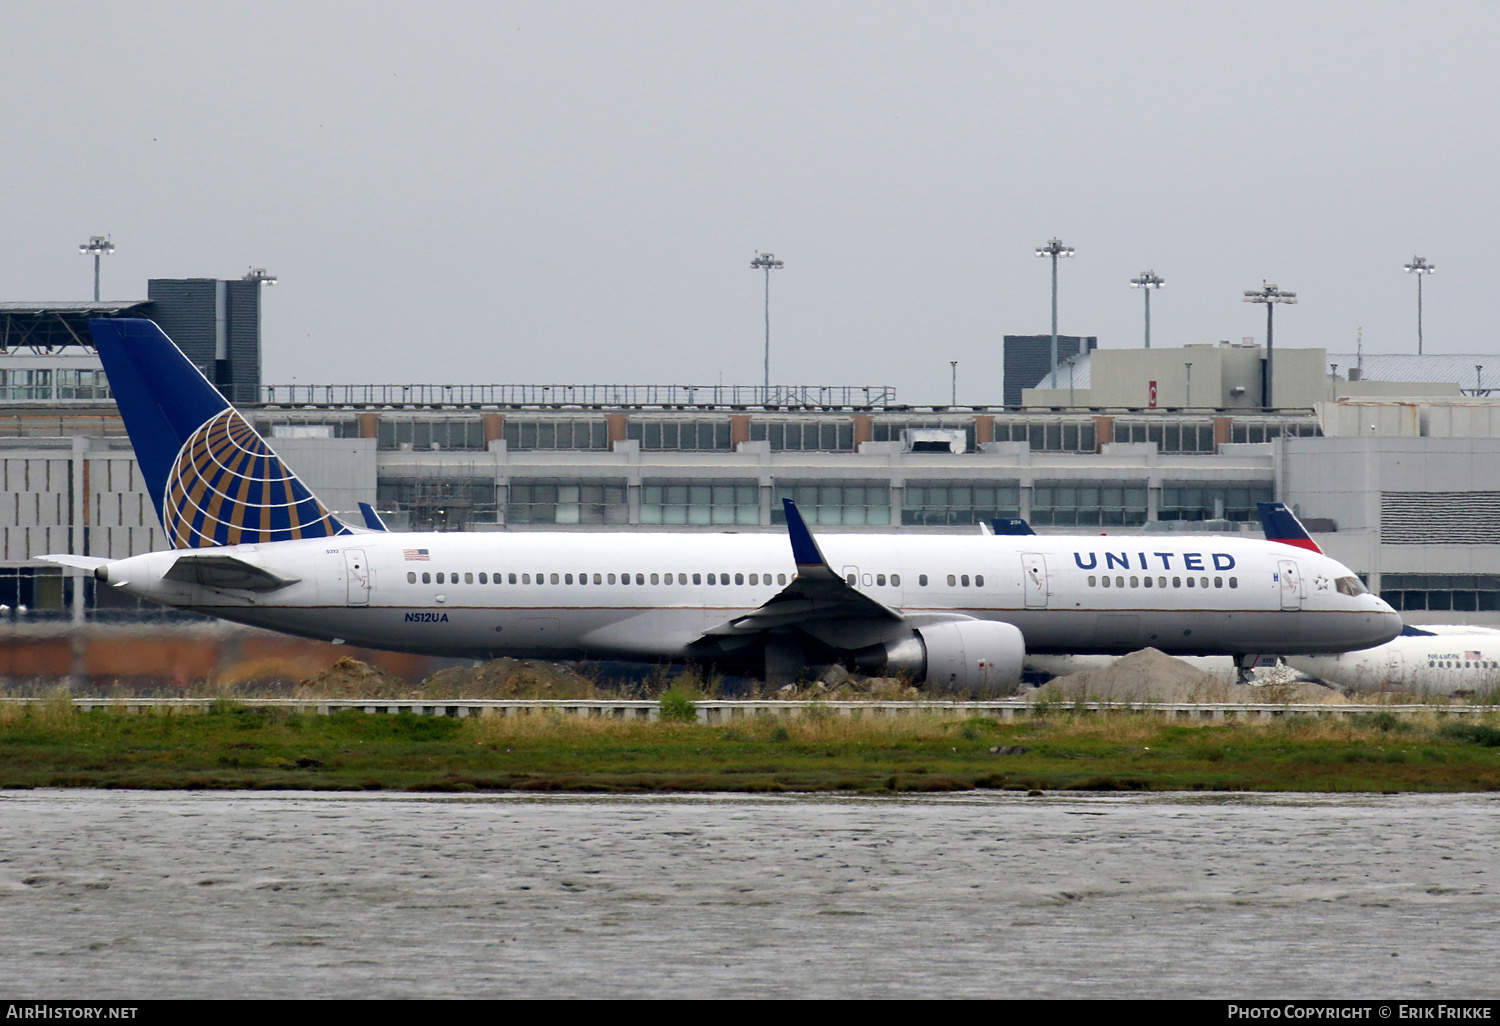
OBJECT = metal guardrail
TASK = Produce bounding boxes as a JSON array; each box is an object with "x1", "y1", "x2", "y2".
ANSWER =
[
  {"x1": 6, "y1": 697, "x2": 1493, "y2": 724},
  {"x1": 258, "y1": 384, "x2": 899, "y2": 409}
]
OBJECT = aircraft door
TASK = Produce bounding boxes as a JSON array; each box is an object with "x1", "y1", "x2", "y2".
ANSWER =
[
  {"x1": 345, "y1": 549, "x2": 371, "y2": 606},
  {"x1": 1277, "y1": 558, "x2": 1302, "y2": 611},
  {"x1": 1022, "y1": 553, "x2": 1048, "y2": 609}
]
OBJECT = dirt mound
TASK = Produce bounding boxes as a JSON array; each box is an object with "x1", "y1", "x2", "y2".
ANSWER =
[
  {"x1": 418, "y1": 658, "x2": 598, "y2": 699},
  {"x1": 295, "y1": 657, "x2": 413, "y2": 699},
  {"x1": 1037, "y1": 648, "x2": 1339, "y2": 704}
]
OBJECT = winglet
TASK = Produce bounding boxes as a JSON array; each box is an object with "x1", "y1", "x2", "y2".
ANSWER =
[
  {"x1": 358, "y1": 502, "x2": 389, "y2": 531},
  {"x1": 782, "y1": 498, "x2": 828, "y2": 569},
  {"x1": 1256, "y1": 501, "x2": 1323, "y2": 554}
]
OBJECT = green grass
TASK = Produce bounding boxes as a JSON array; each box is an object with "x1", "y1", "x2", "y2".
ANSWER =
[{"x1": 2, "y1": 701, "x2": 1500, "y2": 793}]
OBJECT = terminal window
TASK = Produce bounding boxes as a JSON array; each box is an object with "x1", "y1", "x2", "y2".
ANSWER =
[
  {"x1": 752, "y1": 421, "x2": 855, "y2": 452},
  {"x1": 628, "y1": 421, "x2": 732, "y2": 451},
  {"x1": 507, "y1": 480, "x2": 628, "y2": 525},
  {"x1": 1379, "y1": 574, "x2": 1500, "y2": 612},
  {"x1": 1113, "y1": 420, "x2": 1216, "y2": 454},
  {"x1": 1158, "y1": 481, "x2": 1273, "y2": 523},
  {"x1": 379, "y1": 419, "x2": 486, "y2": 451},
  {"x1": 902, "y1": 481, "x2": 1020, "y2": 526},
  {"x1": 1032, "y1": 480, "x2": 1147, "y2": 527},
  {"x1": 989, "y1": 419, "x2": 1095, "y2": 452},
  {"x1": 772, "y1": 481, "x2": 891, "y2": 526},
  {"x1": 641, "y1": 480, "x2": 759, "y2": 525},
  {"x1": 502, "y1": 419, "x2": 609, "y2": 451}
]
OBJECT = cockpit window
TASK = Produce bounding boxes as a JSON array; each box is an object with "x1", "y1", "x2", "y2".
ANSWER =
[{"x1": 1335, "y1": 576, "x2": 1367, "y2": 597}]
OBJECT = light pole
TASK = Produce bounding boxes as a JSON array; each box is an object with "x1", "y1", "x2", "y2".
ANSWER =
[
  {"x1": 750, "y1": 251, "x2": 784, "y2": 390},
  {"x1": 1404, "y1": 256, "x2": 1435, "y2": 354},
  {"x1": 950, "y1": 361, "x2": 957, "y2": 406},
  {"x1": 1185, "y1": 362, "x2": 1193, "y2": 408},
  {"x1": 1243, "y1": 283, "x2": 1297, "y2": 408},
  {"x1": 79, "y1": 235, "x2": 114, "y2": 301},
  {"x1": 1035, "y1": 237, "x2": 1074, "y2": 387},
  {"x1": 1129, "y1": 270, "x2": 1164, "y2": 348}
]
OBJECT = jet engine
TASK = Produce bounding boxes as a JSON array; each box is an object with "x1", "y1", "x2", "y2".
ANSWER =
[{"x1": 854, "y1": 619, "x2": 1026, "y2": 694}]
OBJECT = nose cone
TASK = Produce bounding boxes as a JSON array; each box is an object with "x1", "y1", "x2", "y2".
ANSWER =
[{"x1": 1371, "y1": 608, "x2": 1403, "y2": 647}]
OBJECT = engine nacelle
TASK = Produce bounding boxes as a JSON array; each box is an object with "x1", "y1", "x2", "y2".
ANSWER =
[{"x1": 856, "y1": 619, "x2": 1026, "y2": 694}]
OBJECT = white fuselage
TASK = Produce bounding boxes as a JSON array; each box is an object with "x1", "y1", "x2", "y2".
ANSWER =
[
  {"x1": 99, "y1": 530, "x2": 1401, "y2": 663},
  {"x1": 1288, "y1": 629, "x2": 1500, "y2": 694}
]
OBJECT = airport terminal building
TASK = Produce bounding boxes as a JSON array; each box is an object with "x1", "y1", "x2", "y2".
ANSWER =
[{"x1": 4, "y1": 295, "x2": 1500, "y2": 627}]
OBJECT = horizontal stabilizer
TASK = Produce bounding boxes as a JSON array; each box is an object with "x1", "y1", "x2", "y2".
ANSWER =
[
  {"x1": 1400, "y1": 625, "x2": 1437, "y2": 637},
  {"x1": 37, "y1": 554, "x2": 112, "y2": 571},
  {"x1": 163, "y1": 553, "x2": 300, "y2": 592},
  {"x1": 1256, "y1": 501, "x2": 1323, "y2": 554},
  {"x1": 991, "y1": 517, "x2": 1036, "y2": 536}
]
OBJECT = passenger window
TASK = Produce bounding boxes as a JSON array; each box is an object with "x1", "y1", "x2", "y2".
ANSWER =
[
  {"x1": 464, "y1": 572, "x2": 473, "y2": 584},
  {"x1": 1088, "y1": 575, "x2": 1096, "y2": 587},
  {"x1": 961, "y1": 575, "x2": 969, "y2": 587},
  {"x1": 508, "y1": 573, "x2": 517, "y2": 584},
  {"x1": 564, "y1": 573, "x2": 573, "y2": 584},
  {"x1": 1172, "y1": 577, "x2": 1181, "y2": 588},
  {"x1": 1143, "y1": 576, "x2": 1152, "y2": 588},
  {"x1": 693, "y1": 573, "x2": 702, "y2": 584},
  {"x1": 1186, "y1": 577, "x2": 1195, "y2": 588},
  {"x1": 1214, "y1": 577, "x2": 1223, "y2": 588},
  {"x1": 651, "y1": 573, "x2": 660, "y2": 585},
  {"x1": 1130, "y1": 576, "x2": 1138, "y2": 588},
  {"x1": 550, "y1": 573, "x2": 560, "y2": 584},
  {"x1": 621, "y1": 572, "x2": 631, "y2": 585},
  {"x1": 735, "y1": 573, "x2": 744, "y2": 585},
  {"x1": 1200, "y1": 577, "x2": 1209, "y2": 589},
  {"x1": 891, "y1": 574, "x2": 900, "y2": 586},
  {"x1": 478, "y1": 573, "x2": 487, "y2": 584},
  {"x1": 608, "y1": 573, "x2": 616, "y2": 584},
  {"x1": 1116, "y1": 576, "x2": 1124, "y2": 588},
  {"x1": 709, "y1": 573, "x2": 718, "y2": 585},
  {"x1": 421, "y1": 572, "x2": 431, "y2": 584},
  {"x1": 592, "y1": 573, "x2": 600, "y2": 584},
  {"x1": 1102, "y1": 576, "x2": 1111, "y2": 588},
  {"x1": 919, "y1": 574, "x2": 928, "y2": 587},
  {"x1": 436, "y1": 572, "x2": 445, "y2": 584},
  {"x1": 975, "y1": 575, "x2": 984, "y2": 587},
  {"x1": 522, "y1": 573, "x2": 530, "y2": 584},
  {"x1": 749, "y1": 573, "x2": 759, "y2": 585},
  {"x1": 679, "y1": 573, "x2": 689, "y2": 584},
  {"x1": 777, "y1": 573, "x2": 786, "y2": 585},
  {"x1": 876, "y1": 574, "x2": 886, "y2": 586},
  {"x1": 947, "y1": 575, "x2": 956, "y2": 586},
  {"x1": 637, "y1": 573, "x2": 646, "y2": 585},
  {"x1": 846, "y1": 573, "x2": 855, "y2": 586},
  {"x1": 407, "y1": 571, "x2": 416, "y2": 584},
  {"x1": 1158, "y1": 577, "x2": 1167, "y2": 588}
]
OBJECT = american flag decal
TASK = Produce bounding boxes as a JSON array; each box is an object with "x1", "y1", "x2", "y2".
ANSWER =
[
  {"x1": 403, "y1": 549, "x2": 430, "y2": 561},
  {"x1": 1466, "y1": 650, "x2": 1481, "y2": 661}
]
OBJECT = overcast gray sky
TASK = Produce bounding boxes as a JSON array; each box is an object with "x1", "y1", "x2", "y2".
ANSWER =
[{"x1": 2, "y1": 2, "x2": 1495, "y2": 402}]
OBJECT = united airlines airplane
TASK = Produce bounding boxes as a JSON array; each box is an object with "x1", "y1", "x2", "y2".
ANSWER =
[{"x1": 42, "y1": 319, "x2": 1402, "y2": 693}]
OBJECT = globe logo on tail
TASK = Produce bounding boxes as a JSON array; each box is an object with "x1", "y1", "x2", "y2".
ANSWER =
[{"x1": 163, "y1": 408, "x2": 348, "y2": 548}]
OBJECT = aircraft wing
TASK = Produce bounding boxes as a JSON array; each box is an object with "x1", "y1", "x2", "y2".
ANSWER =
[
  {"x1": 701, "y1": 499, "x2": 901, "y2": 637},
  {"x1": 162, "y1": 553, "x2": 301, "y2": 592}
]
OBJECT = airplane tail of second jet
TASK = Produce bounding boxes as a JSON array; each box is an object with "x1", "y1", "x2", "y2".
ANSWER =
[
  {"x1": 1256, "y1": 501, "x2": 1322, "y2": 554},
  {"x1": 89, "y1": 317, "x2": 351, "y2": 549}
]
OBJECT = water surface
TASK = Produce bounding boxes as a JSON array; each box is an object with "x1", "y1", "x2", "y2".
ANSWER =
[{"x1": 0, "y1": 791, "x2": 1494, "y2": 999}]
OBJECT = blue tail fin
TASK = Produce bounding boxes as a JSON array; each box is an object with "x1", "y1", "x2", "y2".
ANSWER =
[
  {"x1": 1256, "y1": 501, "x2": 1322, "y2": 554},
  {"x1": 90, "y1": 317, "x2": 351, "y2": 549}
]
